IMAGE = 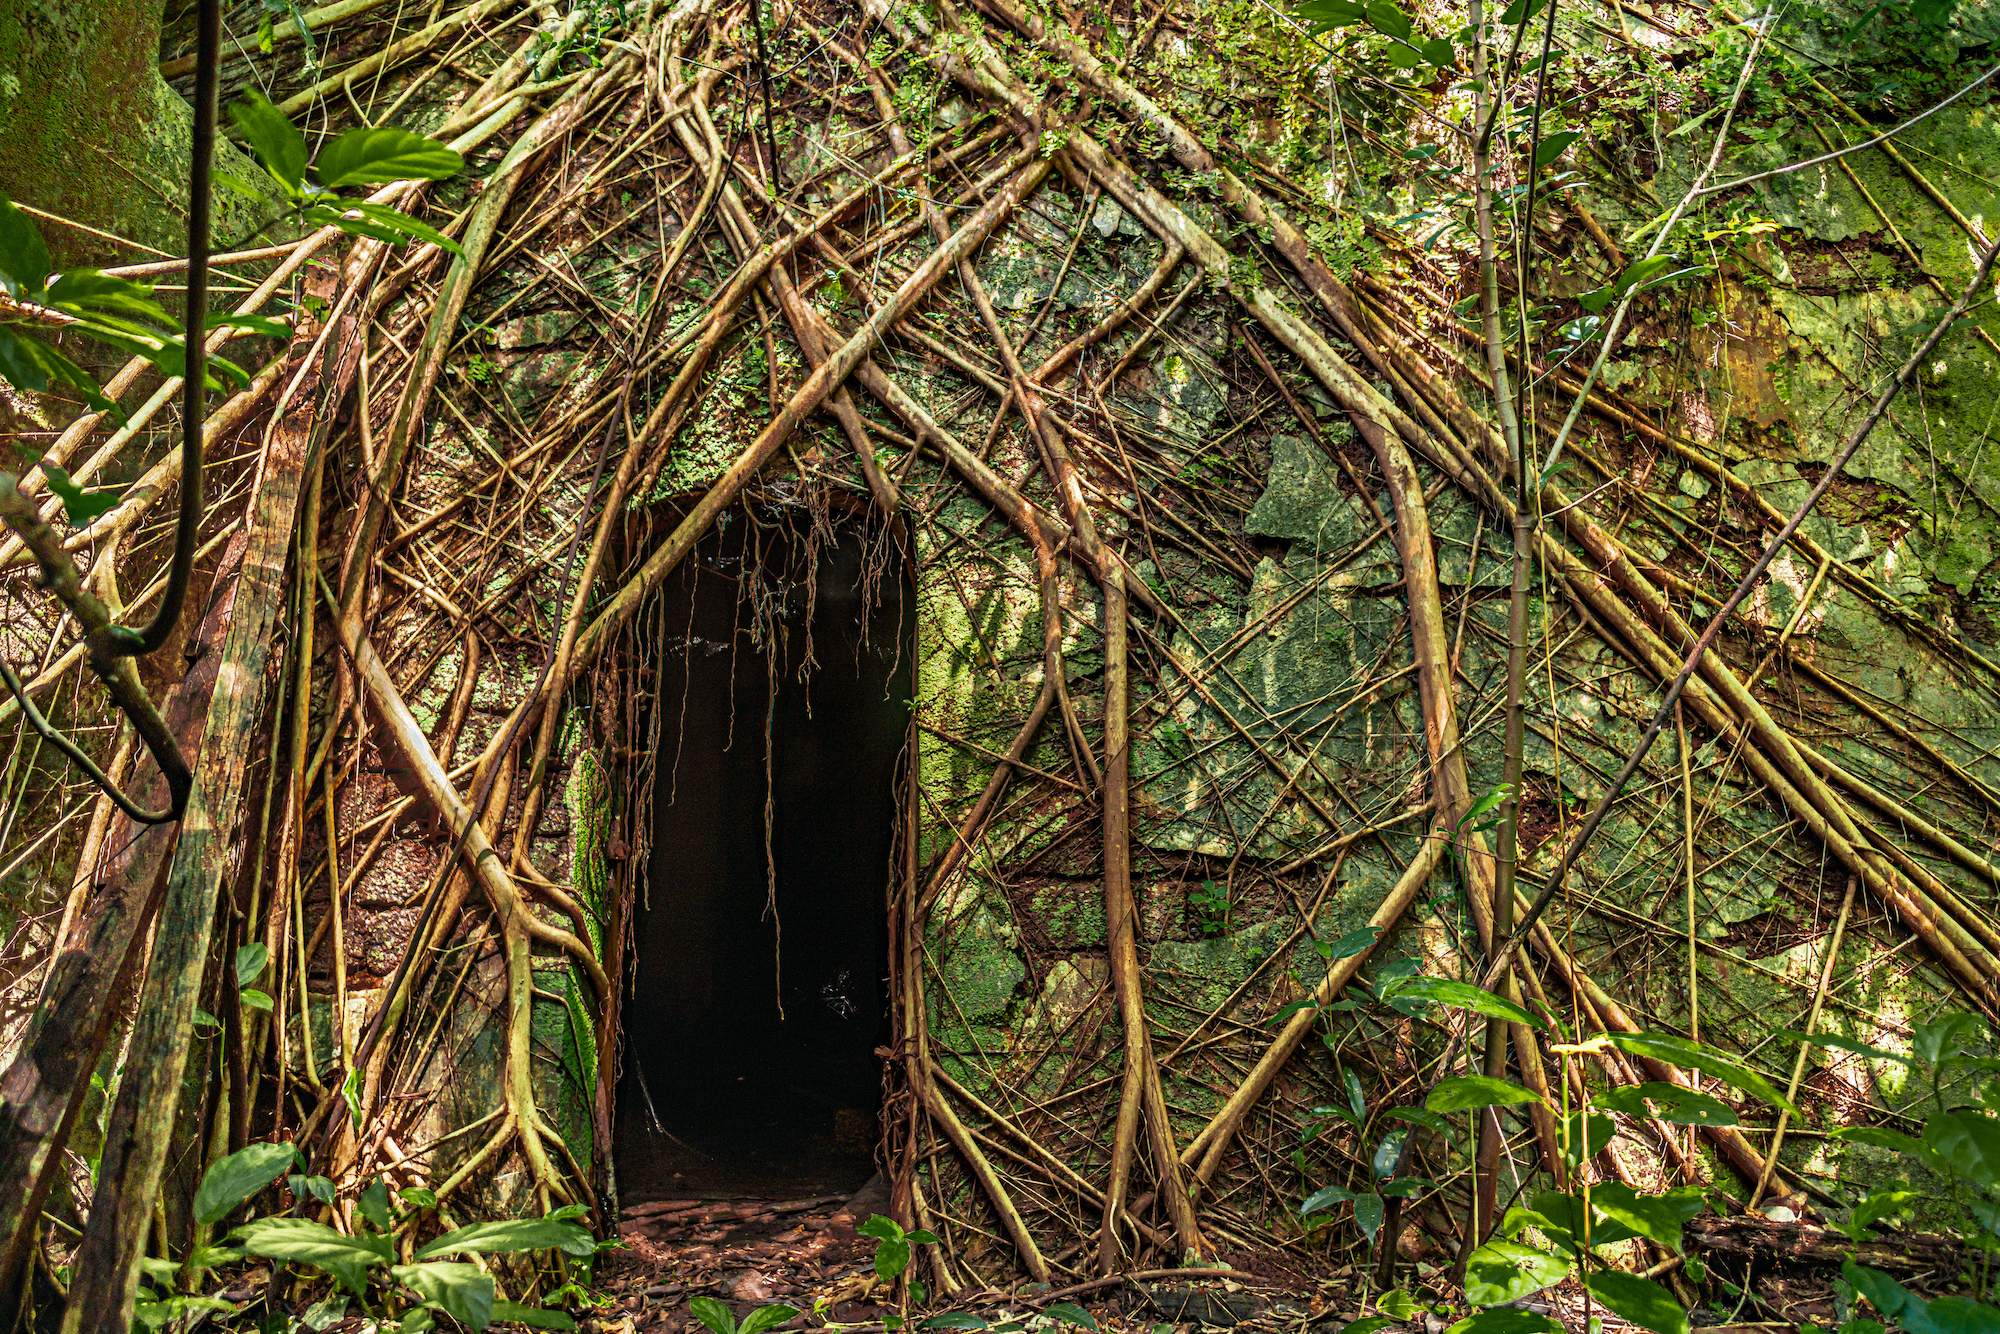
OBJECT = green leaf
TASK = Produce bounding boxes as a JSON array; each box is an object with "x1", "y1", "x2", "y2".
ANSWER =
[
  {"x1": 301, "y1": 200, "x2": 464, "y2": 255},
  {"x1": 1497, "y1": 0, "x2": 1551, "y2": 22},
  {"x1": 857, "y1": 1214, "x2": 905, "y2": 1242},
  {"x1": 907, "y1": 1229, "x2": 937, "y2": 1244},
  {"x1": 1840, "y1": 1189, "x2": 1917, "y2": 1240},
  {"x1": 1586, "y1": 1272, "x2": 1687, "y2": 1334},
  {"x1": 919, "y1": 1318, "x2": 990, "y2": 1331},
  {"x1": 1918, "y1": 1298, "x2": 2000, "y2": 1334},
  {"x1": 211, "y1": 313, "x2": 293, "y2": 340},
  {"x1": 1594, "y1": 1082, "x2": 1739, "y2": 1127},
  {"x1": 1604, "y1": 1032, "x2": 1799, "y2": 1116},
  {"x1": 1612, "y1": 256, "x2": 1677, "y2": 296},
  {"x1": 232, "y1": 1218, "x2": 393, "y2": 1293},
  {"x1": 1377, "y1": 1291, "x2": 1422, "y2": 1321},
  {"x1": 1364, "y1": 2, "x2": 1412, "y2": 38},
  {"x1": 0, "y1": 192, "x2": 52, "y2": 297},
  {"x1": 491, "y1": 1303, "x2": 577, "y2": 1332},
  {"x1": 690, "y1": 1297, "x2": 738, "y2": 1334},
  {"x1": 1527, "y1": 1190, "x2": 1640, "y2": 1251},
  {"x1": 1328, "y1": 926, "x2": 1383, "y2": 959},
  {"x1": 1393, "y1": 979, "x2": 1545, "y2": 1028},
  {"x1": 1588, "y1": 1182, "x2": 1701, "y2": 1252},
  {"x1": 1354, "y1": 1192, "x2": 1384, "y2": 1245},
  {"x1": 874, "y1": 1236, "x2": 912, "y2": 1282},
  {"x1": 1532, "y1": 131, "x2": 1581, "y2": 169},
  {"x1": 195, "y1": 1140, "x2": 295, "y2": 1224},
  {"x1": 1463, "y1": 1240, "x2": 1570, "y2": 1305},
  {"x1": 1915, "y1": 1014, "x2": 1981, "y2": 1068},
  {"x1": 313, "y1": 127, "x2": 464, "y2": 188},
  {"x1": 1334, "y1": 1320, "x2": 1395, "y2": 1334},
  {"x1": 1427, "y1": 1075, "x2": 1543, "y2": 1113},
  {"x1": 417, "y1": 1216, "x2": 596, "y2": 1260},
  {"x1": 1924, "y1": 1110, "x2": 2000, "y2": 1189},
  {"x1": 1295, "y1": 0, "x2": 1367, "y2": 28},
  {"x1": 187, "y1": 1245, "x2": 246, "y2": 1271},
  {"x1": 1446, "y1": 1312, "x2": 1562, "y2": 1334},
  {"x1": 398, "y1": 1311, "x2": 438, "y2": 1334},
  {"x1": 236, "y1": 942, "x2": 269, "y2": 987},
  {"x1": 1302, "y1": 1185, "x2": 1355, "y2": 1215},
  {"x1": 241, "y1": 988, "x2": 275, "y2": 1012},
  {"x1": 1561, "y1": 1108, "x2": 1618, "y2": 1162},
  {"x1": 738, "y1": 1305, "x2": 800, "y2": 1334},
  {"x1": 359, "y1": 1178, "x2": 392, "y2": 1232},
  {"x1": 42, "y1": 269, "x2": 173, "y2": 324},
  {"x1": 403, "y1": 1187, "x2": 438, "y2": 1208},
  {"x1": 1386, "y1": 1105, "x2": 1455, "y2": 1138},
  {"x1": 231, "y1": 90, "x2": 308, "y2": 189},
  {"x1": 1421, "y1": 36, "x2": 1455, "y2": 64},
  {"x1": 1779, "y1": 1029, "x2": 1915, "y2": 1068},
  {"x1": 193, "y1": 1008, "x2": 222, "y2": 1031},
  {"x1": 1384, "y1": 42, "x2": 1425, "y2": 68},
  {"x1": 1844, "y1": 1260, "x2": 1917, "y2": 1319},
  {"x1": 0, "y1": 327, "x2": 120, "y2": 418},
  {"x1": 1045, "y1": 1304, "x2": 1098, "y2": 1331},
  {"x1": 40, "y1": 462, "x2": 121, "y2": 527},
  {"x1": 394, "y1": 1262, "x2": 494, "y2": 1332}
]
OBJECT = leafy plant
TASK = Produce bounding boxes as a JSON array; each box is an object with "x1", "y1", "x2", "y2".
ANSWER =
[
  {"x1": 175, "y1": 1140, "x2": 585, "y2": 1332},
  {"x1": 691, "y1": 1297, "x2": 802, "y2": 1334},
  {"x1": 0, "y1": 193, "x2": 248, "y2": 423},
  {"x1": 1189, "y1": 879, "x2": 1231, "y2": 936},
  {"x1": 226, "y1": 91, "x2": 466, "y2": 255},
  {"x1": 857, "y1": 1213, "x2": 939, "y2": 1328}
]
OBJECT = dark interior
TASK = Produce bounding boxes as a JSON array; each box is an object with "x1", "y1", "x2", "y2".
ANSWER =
[{"x1": 616, "y1": 508, "x2": 908, "y2": 1199}]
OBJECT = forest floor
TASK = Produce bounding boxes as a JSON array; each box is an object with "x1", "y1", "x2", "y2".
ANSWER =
[{"x1": 584, "y1": 1182, "x2": 1904, "y2": 1334}]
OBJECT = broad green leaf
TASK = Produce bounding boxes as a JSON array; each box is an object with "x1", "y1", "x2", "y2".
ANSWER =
[
  {"x1": 1844, "y1": 1259, "x2": 1917, "y2": 1319},
  {"x1": 1377, "y1": 1291, "x2": 1422, "y2": 1320},
  {"x1": 232, "y1": 1218, "x2": 392, "y2": 1293},
  {"x1": 194, "y1": 1140, "x2": 295, "y2": 1224},
  {"x1": 1328, "y1": 926, "x2": 1383, "y2": 959},
  {"x1": 1296, "y1": 0, "x2": 1367, "y2": 27},
  {"x1": 907, "y1": 1229, "x2": 937, "y2": 1244},
  {"x1": 919, "y1": 1318, "x2": 989, "y2": 1331},
  {"x1": 417, "y1": 1216, "x2": 595, "y2": 1259},
  {"x1": 0, "y1": 193, "x2": 52, "y2": 297},
  {"x1": 739, "y1": 1305, "x2": 800, "y2": 1334},
  {"x1": 1386, "y1": 1105, "x2": 1455, "y2": 1137},
  {"x1": 1588, "y1": 1181, "x2": 1702, "y2": 1252},
  {"x1": 1613, "y1": 256, "x2": 1677, "y2": 296},
  {"x1": 393, "y1": 1262, "x2": 494, "y2": 1332},
  {"x1": 690, "y1": 1296, "x2": 738, "y2": 1334},
  {"x1": 1915, "y1": 1014, "x2": 1981, "y2": 1068},
  {"x1": 1463, "y1": 1240, "x2": 1569, "y2": 1305},
  {"x1": 403, "y1": 1187, "x2": 439, "y2": 1208},
  {"x1": 359, "y1": 1178, "x2": 392, "y2": 1231},
  {"x1": 1840, "y1": 1189, "x2": 1917, "y2": 1240},
  {"x1": 1421, "y1": 36, "x2": 1455, "y2": 64},
  {"x1": 0, "y1": 327, "x2": 120, "y2": 418},
  {"x1": 491, "y1": 1303, "x2": 577, "y2": 1332},
  {"x1": 1302, "y1": 1184, "x2": 1355, "y2": 1215},
  {"x1": 399, "y1": 1311, "x2": 438, "y2": 1334},
  {"x1": 857, "y1": 1214, "x2": 905, "y2": 1241},
  {"x1": 314, "y1": 126, "x2": 463, "y2": 187},
  {"x1": 1586, "y1": 1272, "x2": 1687, "y2": 1334},
  {"x1": 1364, "y1": 2, "x2": 1413, "y2": 38},
  {"x1": 874, "y1": 1236, "x2": 912, "y2": 1282},
  {"x1": 42, "y1": 269, "x2": 173, "y2": 324},
  {"x1": 1528, "y1": 1190, "x2": 1639, "y2": 1251},
  {"x1": 1043, "y1": 1306, "x2": 1096, "y2": 1332},
  {"x1": 1384, "y1": 42, "x2": 1425, "y2": 67},
  {"x1": 1392, "y1": 979, "x2": 1544, "y2": 1028},
  {"x1": 40, "y1": 462, "x2": 120, "y2": 527},
  {"x1": 1354, "y1": 1192, "x2": 1385, "y2": 1245},
  {"x1": 1919, "y1": 1298, "x2": 2000, "y2": 1334},
  {"x1": 1532, "y1": 131, "x2": 1581, "y2": 169},
  {"x1": 231, "y1": 90, "x2": 309, "y2": 189},
  {"x1": 1595, "y1": 1082, "x2": 1738, "y2": 1126},
  {"x1": 1925, "y1": 1110, "x2": 2000, "y2": 1189},
  {"x1": 187, "y1": 1245, "x2": 245, "y2": 1271},
  {"x1": 1427, "y1": 1074, "x2": 1543, "y2": 1113},
  {"x1": 1447, "y1": 1311, "x2": 1562, "y2": 1334},
  {"x1": 1604, "y1": 1032, "x2": 1798, "y2": 1115},
  {"x1": 1380, "y1": 1176, "x2": 1435, "y2": 1198},
  {"x1": 1334, "y1": 1321, "x2": 1394, "y2": 1334},
  {"x1": 1497, "y1": 0, "x2": 1551, "y2": 22},
  {"x1": 241, "y1": 988, "x2": 275, "y2": 1012},
  {"x1": 302, "y1": 200, "x2": 465, "y2": 255},
  {"x1": 1561, "y1": 1108, "x2": 1618, "y2": 1162},
  {"x1": 211, "y1": 313, "x2": 293, "y2": 339},
  {"x1": 236, "y1": 942, "x2": 269, "y2": 986},
  {"x1": 1779, "y1": 1029, "x2": 1915, "y2": 1068}
]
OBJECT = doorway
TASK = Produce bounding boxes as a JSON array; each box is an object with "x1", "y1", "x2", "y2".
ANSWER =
[{"x1": 616, "y1": 507, "x2": 909, "y2": 1199}]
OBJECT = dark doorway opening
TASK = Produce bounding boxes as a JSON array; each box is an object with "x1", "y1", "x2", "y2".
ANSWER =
[{"x1": 616, "y1": 508, "x2": 909, "y2": 1200}]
